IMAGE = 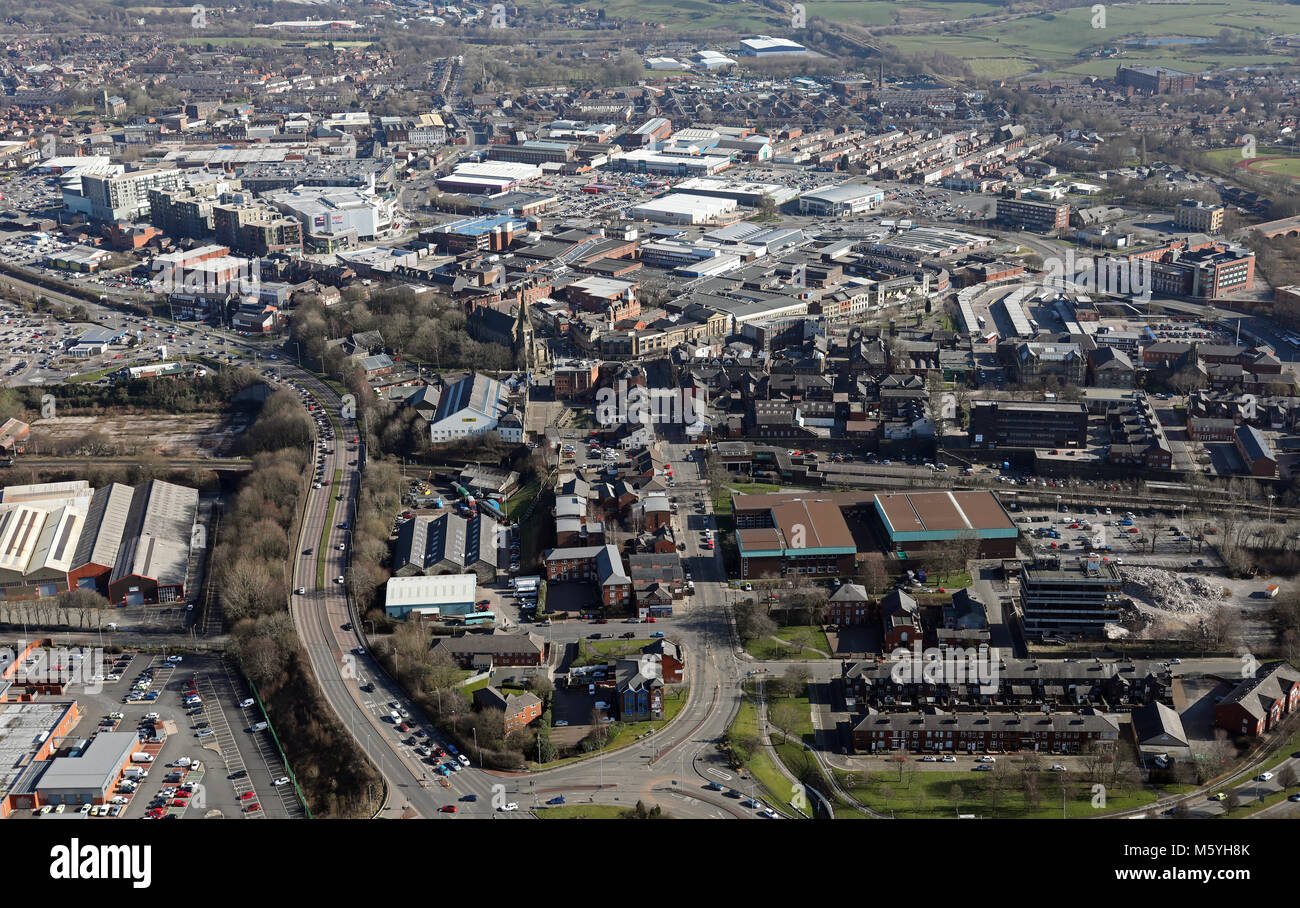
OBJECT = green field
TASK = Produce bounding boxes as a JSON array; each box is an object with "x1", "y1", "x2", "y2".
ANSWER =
[
  {"x1": 534, "y1": 803, "x2": 642, "y2": 819},
  {"x1": 882, "y1": 0, "x2": 1300, "y2": 80},
  {"x1": 834, "y1": 767, "x2": 1159, "y2": 818},
  {"x1": 744, "y1": 625, "x2": 832, "y2": 660}
]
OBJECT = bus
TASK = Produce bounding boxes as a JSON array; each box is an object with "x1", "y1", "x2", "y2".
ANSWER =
[{"x1": 464, "y1": 612, "x2": 495, "y2": 626}]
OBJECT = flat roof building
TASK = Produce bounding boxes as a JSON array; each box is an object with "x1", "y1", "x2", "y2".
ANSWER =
[
  {"x1": 798, "y1": 184, "x2": 884, "y2": 217},
  {"x1": 384, "y1": 573, "x2": 477, "y2": 619},
  {"x1": 874, "y1": 490, "x2": 1018, "y2": 559},
  {"x1": 1019, "y1": 556, "x2": 1124, "y2": 638}
]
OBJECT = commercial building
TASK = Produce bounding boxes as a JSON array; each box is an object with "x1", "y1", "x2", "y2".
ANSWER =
[
  {"x1": 1151, "y1": 244, "x2": 1254, "y2": 298},
  {"x1": 798, "y1": 184, "x2": 885, "y2": 217},
  {"x1": 1174, "y1": 199, "x2": 1224, "y2": 233},
  {"x1": 739, "y1": 35, "x2": 807, "y2": 55},
  {"x1": 733, "y1": 494, "x2": 859, "y2": 579},
  {"x1": 383, "y1": 573, "x2": 477, "y2": 619},
  {"x1": 235, "y1": 159, "x2": 393, "y2": 193},
  {"x1": 426, "y1": 373, "x2": 511, "y2": 442},
  {"x1": 266, "y1": 186, "x2": 393, "y2": 243},
  {"x1": 436, "y1": 161, "x2": 541, "y2": 195},
  {"x1": 23, "y1": 731, "x2": 141, "y2": 807},
  {"x1": 873, "y1": 490, "x2": 1018, "y2": 559},
  {"x1": 969, "y1": 400, "x2": 1089, "y2": 449},
  {"x1": 213, "y1": 199, "x2": 304, "y2": 256},
  {"x1": 674, "y1": 177, "x2": 798, "y2": 208},
  {"x1": 486, "y1": 141, "x2": 576, "y2": 166},
  {"x1": 995, "y1": 197, "x2": 1070, "y2": 232},
  {"x1": 1115, "y1": 65, "x2": 1197, "y2": 94},
  {"x1": 72, "y1": 167, "x2": 185, "y2": 222},
  {"x1": 607, "y1": 148, "x2": 733, "y2": 176},
  {"x1": 629, "y1": 193, "x2": 737, "y2": 225},
  {"x1": 425, "y1": 215, "x2": 526, "y2": 253},
  {"x1": 1019, "y1": 556, "x2": 1124, "y2": 638}
]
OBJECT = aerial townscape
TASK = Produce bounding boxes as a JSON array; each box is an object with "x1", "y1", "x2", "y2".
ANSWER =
[{"x1": 1, "y1": 0, "x2": 1300, "y2": 851}]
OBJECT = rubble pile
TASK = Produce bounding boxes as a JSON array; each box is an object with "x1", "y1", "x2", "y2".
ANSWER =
[{"x1": 1123, "y1": 566, "x2": 1228, "y2": 618}]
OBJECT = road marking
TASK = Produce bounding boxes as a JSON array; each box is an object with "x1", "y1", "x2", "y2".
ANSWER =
[{"x1": 706, "y1": 767, "x2": 732, "y2": 781}]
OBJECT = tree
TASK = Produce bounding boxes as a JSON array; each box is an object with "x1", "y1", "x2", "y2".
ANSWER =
[
  {"x1": 948, "y1": 783, "x2": 964, "y2": 813},
  {"x1": 778, "y1": 664, "x2": 811, "y2": 699}
]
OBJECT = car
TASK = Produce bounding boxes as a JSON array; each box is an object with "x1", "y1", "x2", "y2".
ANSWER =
[
  {"x1": 1290, "y1": 794, "x2": 1300, "y2": 803},
  {"x1": 497, "y1": 802, "x2": 518, "y2": 812},
  {"x1": 762, "y1": 807, "x2": 779, "y2": 819},
  {"x1": 979, "y1": 755, "x2": 996, "y2": 763},
  {"x1": 355, "y1": 646, "x2": 365, "y2": 655},
  {"x1": 244, "y1": 803, "x2": 261, "y2": 812},
  {"x1": 79, "y1": 803, "x2": 91, "y2": 814},
  {"x1": 165, "y1": 655, "x2": 182, "y2": 663},
  {"x1": 239, "y1": 791, "x2": 256, "y2": 800},
  {"x1": 547, "y1": 795, "x2": 567, "y2": 805},
  {"x1": 553, "y1": 719, "x2": 569, "y2": 727},
  {"x1": 1257, "y1": 771, "x2": 1274, "y2": 782},
  {"x1": 197, "y1": 728, "x2": 215, "y2": 737},
  {"x1": 240, "y1": 698, "x2": 255, "y2": 708},
  {"x1": 109, "y1": 796, "x2": 128, "y2": 805},
  {"x1": 1050, "y1": 765, "x2": 1067, "y2": 772},
  {"x1": 143, "y1": 712, "x2": 159, "y2": 720},
  {"x1": 705, "y1": 781, "x2": 724, "y2": 791},
  {"x1": 295, "y1": 587, "x2": 306, "y2": 595},
  {"x1": 940, "y1": 755, "x2": 957, "y2": 763},
  {"x1": 921, "y1": 755, "x2": 937, "y2": 762},
  {"x1": 650, "y1": 631, "x2": 665, "y2": 638},
  {"x1": 1208, "y1": 792, "x2": 1227, "y2": 801},
  {"x1": 457, "y1": 754, "x2": 471, "y2": 766},
  {"x1": 272, "y1": 776, "x2": 290, "y2": 787},
  {"x1": 973, "y1": 764, "x2": 993, "y2": 772},
  {"x1": 439, "y1": 805, "x2": 458, "y2": 813}
]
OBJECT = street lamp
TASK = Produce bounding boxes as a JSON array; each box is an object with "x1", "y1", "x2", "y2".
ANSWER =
[{"x1": 1268, "y1": 494, "x2": 1275, "y2": 523}]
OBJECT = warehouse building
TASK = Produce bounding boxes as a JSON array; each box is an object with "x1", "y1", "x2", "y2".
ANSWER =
[
  {"x1": 384, "y1": 573, "x2": 477, "y2": 619},
  {"x1": 392, "y1": 512, "x2": 499, "y2": 582},
  {"x1": 873, "y1": 490, "x2": 1018, "y2": 559},
  {"x1": 105, "y1": 480, "x2": 199, "y2": 605},
  {"x1": 798, "y1": 184, "x2": 885, "y2": 217},
  {"x1": 734, "y1": 495, "x2": 860, "y2": 580},
  {"x1": 738, "y1": 35, "x2": 807, "y2": 56},
  {"x1": 426, "y1": 373, "x2": 511, "y2": 442},
  {"x1": 629, "y1": 193, "x2": 738, "y2": 225}
]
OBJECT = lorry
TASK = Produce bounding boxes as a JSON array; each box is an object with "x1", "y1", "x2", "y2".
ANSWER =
[
  {"x1": 1265, "y1": 584, "x2": 1280, "y2": 598},
  {"x1": 123, "y1": 767, "x2": 148, "y2": 780}
]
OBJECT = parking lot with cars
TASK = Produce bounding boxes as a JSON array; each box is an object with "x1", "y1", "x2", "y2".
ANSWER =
[{"x1": 43, "y1": 650, "x2": 303, "y2": 819}]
